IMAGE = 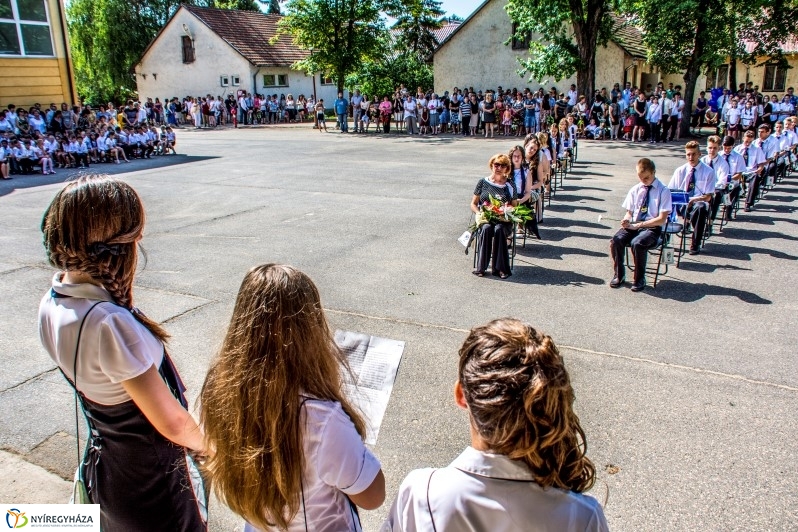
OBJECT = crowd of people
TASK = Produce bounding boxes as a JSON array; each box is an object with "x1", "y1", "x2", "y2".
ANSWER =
[
  {"x1": 314, "y1": 82, "x2": 798, "y2": 145},
  {"x1": 466, "y1": 112, "x2": 797, "y2": 289},
  {"x1": 0, "y1": 100, "x2": 177, "y2": 179},
  {"x1": 39, "y1": 175, "x2": 607, "y2": 531}
]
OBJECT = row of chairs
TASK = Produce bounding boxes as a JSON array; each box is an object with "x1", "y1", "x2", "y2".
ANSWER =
[{"x1": 628, "y1": 159, "x2": 788, "y2": 287}]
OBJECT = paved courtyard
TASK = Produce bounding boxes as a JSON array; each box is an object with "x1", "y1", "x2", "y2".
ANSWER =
[{"x1": 1, "y1": 125, "x2": 796, "y2": 531}]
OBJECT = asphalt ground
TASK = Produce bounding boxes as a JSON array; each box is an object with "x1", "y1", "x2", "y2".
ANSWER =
[{"x1": 1, "y1": 124, "x2": 796, "y2": 531}]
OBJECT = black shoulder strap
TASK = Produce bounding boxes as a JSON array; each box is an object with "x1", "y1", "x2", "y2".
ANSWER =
[{"x1": 426, "y1": 469, "x2": 438, "y2": 532}]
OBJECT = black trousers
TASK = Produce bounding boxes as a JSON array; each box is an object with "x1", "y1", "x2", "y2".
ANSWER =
[
  {"x1": 665, "y1": 115, "x2": 679, "y2": 140},
  {"x1": 745, "y1": 172, "x2": 762, "y2": 207},
  {"x1": 650, "y1": 121, "x2": 661, "y2": 142},
  {"x1": 679, "y1": 202, "x2": 709, "y2": 251},
  {"x1": 610, "y1": 226, "x2": 662, "y2": 284},
  {"x1": 475, "y1": 222, "x2": 512, "y2": 276}
]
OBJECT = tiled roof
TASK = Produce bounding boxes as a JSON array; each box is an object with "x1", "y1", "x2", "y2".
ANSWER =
[
  {"x1": 744, "y1": 38, "x2": 798, "y2": 55},
  {"x1": 609, "y1": 14, "x2": 647, "y2": 59},
  {"x1": 184, "y1": 5, "x2": 308, "y2": 67},
  {"x1": 433, "y1": 22, "x2": 461, "y2": 46}
]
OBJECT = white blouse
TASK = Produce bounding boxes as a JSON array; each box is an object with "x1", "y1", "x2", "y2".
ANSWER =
[
  {"x1": 383, "y1": 447, "x2": 608, "y2": 532},
  {"x1": 38, "y1": 273, "x2": 163, "y2": 405}
]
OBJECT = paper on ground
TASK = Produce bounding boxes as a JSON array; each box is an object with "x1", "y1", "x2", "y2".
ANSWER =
[{"x1": 334, "y1": 330, "x2": 405, "y2": 445}]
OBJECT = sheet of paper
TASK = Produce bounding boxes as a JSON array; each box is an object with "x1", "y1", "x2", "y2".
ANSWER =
[{"x1": 335, "y1": 330, "x2": 405, "y2": 445}]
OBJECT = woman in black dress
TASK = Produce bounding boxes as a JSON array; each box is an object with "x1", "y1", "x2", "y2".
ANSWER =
[
  {"x1": 482, "y1": 93, "x2": 496, "y2": 138},
  {"x1": 38, "y1": 176, "x2": 208, "y2": 531},
  {"x1": 471, "y1": 154, "x2": 518, "y2": 278}
]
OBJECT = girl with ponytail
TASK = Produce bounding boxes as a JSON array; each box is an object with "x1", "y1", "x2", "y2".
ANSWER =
[
  {"x1": 384, "y1": 318, "x2": 607, "y2": 532},
  {"x1": 39, "y1": 175, "x2": 208, "y2": 531}
]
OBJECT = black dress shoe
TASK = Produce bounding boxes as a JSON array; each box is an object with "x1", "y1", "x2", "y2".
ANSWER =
[
  {"x1": 689, "y1": 248, "x2": 700, "y2": 255},
  {"x1": 610, "y1": 276, "x2": 624, "y2": 288},
  {"x1": 630, "y1": 281, "x2": 646, "y2": 292}
]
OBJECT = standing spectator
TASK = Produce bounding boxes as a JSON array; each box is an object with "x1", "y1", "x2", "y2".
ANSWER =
[
  {"x1": 351, "y1": 89, "x2": 363, "y2": 133},
  {"x1": 334, "y1": 92, "x2": 349, "y2": 133},
  {"x1": 647, "y1": 94, "x2": 662, "y2": 144},
  {"x1": 632, "y1": 93, "x2": 647, "y2": 142},
  {"x1": 482, "y1": 93, "x2": 496, "y2": 138},
  {"x1": 403, "y1": 94, "x2": 418, "y2": 135},
  {"x1": 379, "y1": 96, "x2": 392, "y2": 134}
]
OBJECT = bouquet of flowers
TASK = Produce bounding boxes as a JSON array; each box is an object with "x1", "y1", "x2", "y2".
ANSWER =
[{"x1": 469, "y1": 195, "x2": 534, "y2": 232}]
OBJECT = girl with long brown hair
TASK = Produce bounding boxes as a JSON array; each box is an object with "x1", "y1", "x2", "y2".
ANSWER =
[
  {"x1": 200, "y1": 264, "x2": 385, "y2": 531},
  {"x1": 38, "y1": 175, "x2": 208, "y2": 531},
  {"x1": 384, "y1": 318, "x2": 607, "y2": 531}
]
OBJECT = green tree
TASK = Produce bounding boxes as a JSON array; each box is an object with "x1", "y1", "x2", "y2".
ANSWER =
[
  {"x1": 505, "y1": 0, "x2": 616, "y2": 98},
  {"x1": 68, "y1": 0, "x2": 259, "y2": 104},
  {"x1": 346, "y1": 51, "x2": 433, "y2": 98},
  {"x1": 386, "y1": 0, "x2": 443, "y2": 59},
  {"x1": 265, "y1": 0, "x2": 282, "y2": 13},
  {"x1": 278, "y1": 0, "x2": 386, "y2": 92},
  {"x1": 624, "y1": 0, "x2": 798, "y2": 137}
]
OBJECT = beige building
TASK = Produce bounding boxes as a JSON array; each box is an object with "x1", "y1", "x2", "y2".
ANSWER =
[
  {"x1": 135, "y1": 5, "x2": 339, "y2": 104},
  {"x1": 0, "y1": 0, "x2": 77, "y2": 107},
  {"x1": 432, "y1": 0, "x2": 649, "y2": 96}
]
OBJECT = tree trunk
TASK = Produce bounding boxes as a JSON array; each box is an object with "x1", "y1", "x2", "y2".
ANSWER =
[
  {"x1": 681, "y1": 0, "x2": 710, "y2": 138},
  {"x1": 571, "y1": 0, "x2": 604, "y2": 99},
  {"x1": 729, "y1": 48, "x2": 737, "y2": 91}
]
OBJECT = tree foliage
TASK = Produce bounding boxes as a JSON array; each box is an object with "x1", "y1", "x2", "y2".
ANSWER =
[
  {"x1": 623, "y1": 0, "x2": 798, "y2": 135},
  {"x1": 68, "y1": 0, "x2": 260, "y2": 105},
  {"x1": 346, "y1": 51, "x2": 433, "y2": 98},
  {"x1": 506, "y1": 0, "x2": 616, "y2": 98},
  {"x1": 385, "y1": 0, "x2": 443, "y2": 59},
  {"x1": 265, "y1": 0, "x2": 282, "y2": 13},
  {"x1": 278, "y1": 0, "x2": 386, "y2": 92}
]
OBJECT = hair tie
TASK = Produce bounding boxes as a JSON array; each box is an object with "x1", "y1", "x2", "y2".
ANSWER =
[{"x1": 88, "y1": 242, "x2": 126, "y2": 259}]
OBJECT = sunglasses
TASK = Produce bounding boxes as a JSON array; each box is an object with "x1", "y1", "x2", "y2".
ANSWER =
[{"x1": 492, "y1": 163, "x2": 508, "y2": 168}]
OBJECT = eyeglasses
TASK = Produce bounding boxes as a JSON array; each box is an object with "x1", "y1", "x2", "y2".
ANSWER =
[{"x1": 492, "y1": 163, "x2": 508, "y2": 168}]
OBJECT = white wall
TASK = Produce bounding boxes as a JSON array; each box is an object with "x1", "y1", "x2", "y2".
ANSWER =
[
  {"x1": 433, "y1": 0, "x2": 576, "y2": 94},
  {"x1": 255, "y1": 67, "x2": 338, "y2": 103},
  {"x1": 136, "y1": 8, "x2": 254, "y2": 100}
]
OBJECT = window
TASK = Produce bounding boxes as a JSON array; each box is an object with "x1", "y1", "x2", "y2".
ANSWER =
[
  {"x1": 511, "y1": 22, "x2": 530, "y2": 50},
  {"x1": 763, "y1": 64, "x2": 786, "y2": 92},
  {"x1": 181, "y1": 35, "x2": 194, "y2": 63},
  {"x1": 263, "y1": 74, "x2": 288, "y2": 87},
  {"x1": 320, "y1": 75, "x2": 334, "y2": 85},
  {"x1": 220, "y1": 75, "x2": 229, "y2": 87},
  {"x1": 231, "y1": 75, "x2": 240, "y2": 86},
  {"x1": 0, "y1": 0, "x2": 53, "y2": 56},
  {"x1": 706, "y1": 64, "x2": 729, "y2": 90}
]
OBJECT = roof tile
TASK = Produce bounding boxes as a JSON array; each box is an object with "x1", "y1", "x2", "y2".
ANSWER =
[{"x1": 185, "y1": 5, "x2": 308, "y2": 67}]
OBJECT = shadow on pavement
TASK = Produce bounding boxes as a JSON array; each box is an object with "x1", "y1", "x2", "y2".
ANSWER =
[
  {"x1": 0, "y1": 155, "x2": 218, "y2": 197},
  {"x1": 646, "y1": 280, "x2": 772, "y2": 304},
  {"x1": 517, "y1": 242, "x2": 606, "y2": 260},
  {"x1": 509, "y1": 262, "x2": 605, "y2": 286}
]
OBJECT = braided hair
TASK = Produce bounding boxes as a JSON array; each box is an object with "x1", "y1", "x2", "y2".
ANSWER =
[
  {"x1": 458, "y1": 318, "x2": 595, "y2": 493},
  {"x1": 41, "y1": 174, "x2": 168, "y2": 342}
]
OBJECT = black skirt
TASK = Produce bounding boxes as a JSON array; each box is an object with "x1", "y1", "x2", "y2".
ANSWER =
[{"x1": 80, "y1": 358, "x2": 207, "y2": 531}]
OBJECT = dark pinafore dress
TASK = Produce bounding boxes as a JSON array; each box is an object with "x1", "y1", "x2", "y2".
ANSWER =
[{"x1": 55, "y1": 292, "x2": 208, "y2": 532}]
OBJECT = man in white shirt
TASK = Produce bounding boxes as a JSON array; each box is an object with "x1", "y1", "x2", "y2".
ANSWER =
[
  {"x1": 668, "y1": 141, "x2": 716, "y2": 254},
  {"x1": 567, "y1": 84, "x2": 578, "y2": 110},
  {"x1": 772, "y1": 121, "x2": 791, "y2": 181},
  {"x1": 610, "y1": 158, "x2": 673, "y2": 292},
  {"x1": 403, "y1": 95, "x2": 418, "y2": 135},
  {"x1": 718, "y1": 136, "x2": 747, "y2": 220},
  {"x1": 755, "y1": 123, "x2": 778, "y2": 190},
  {"x1": 350, "y1": 90, "x2": 363, "y2": 133},
  {"x1": 702, "y1": 135, "x2": 732, "y2": 223},
  {"x1": 733, "y1": 130, "x2": 766, "y2": 211}
]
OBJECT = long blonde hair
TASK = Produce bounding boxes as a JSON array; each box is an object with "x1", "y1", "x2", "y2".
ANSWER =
[
  {"x1": 458, "y1": 318, "x2": 595, "y2": 493},
  {"x1": 41, "y1": 174, "x2": 168, "y2": 342},
  {"x1": 200, "y1": 264, "x2": 366, "y2": 530}
]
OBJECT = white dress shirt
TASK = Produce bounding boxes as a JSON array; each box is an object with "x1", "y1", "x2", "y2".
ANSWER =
[
  {"x1": 755, "y1": 137, "x2": 777, "y2": 160},
  {"x1": 733, "y1": 144, "x2": 766, "y2": 172},
  {"x1": 622, "y1": 178, "x2": 672, "y2": 225},
  {"x1": 668, "y1": 162, "x2": 716, "y2": 198},
  {"x1": 701, "y1": 154, "x2": 732, "y2": 187},
  {"x1": 382, "y1": 447, "x2": 608, "y2": 532}
]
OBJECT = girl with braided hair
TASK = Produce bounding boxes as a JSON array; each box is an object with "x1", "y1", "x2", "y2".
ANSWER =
[
  {"x1": 38, "y1": 175, "x2": 208, "y2": 531},
  {"x1": 384, "y1": 318, "x2": 608, "y2": 532}
]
